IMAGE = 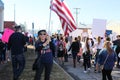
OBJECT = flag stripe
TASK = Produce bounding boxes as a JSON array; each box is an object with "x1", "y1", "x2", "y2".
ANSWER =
[
  {"x1": 51, "y1": 3, "x2": 76, "y2": 31},
  {"x1": 50, "y1": 0, "x2": 77, "y2": 35},
  {"x1": 51, "y1": 4, "x2": 75, "y2": 31},
  {"x1": 60, "y1": 18, "x2": 69, "y2": 36},
  {"x1": 62, "y1": 1, "x2": 75, "y2": 21},
  {"x1": 53, "y1": 0, "x2": 76, "y2": 29},
  {"x1": 55, "y1": 0, "x2": 75, "y2": 22},
  {"x1": 51, "y1": 3, "x2": 72, "y2": 27},
  {"x1": 51, "y1": 0, "x2": 76, "y2": 30}
]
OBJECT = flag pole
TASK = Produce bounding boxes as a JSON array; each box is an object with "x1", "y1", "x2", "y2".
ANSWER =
[
  {"x1": 48, "y1": 0, "x2": 53, "y2": 35},
  {"x1": 48, "y1": 9, "x2": 51, "y2": 35}
]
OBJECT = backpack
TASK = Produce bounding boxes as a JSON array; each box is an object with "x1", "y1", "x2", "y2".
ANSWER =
[
  {"x1": 83, "y1": 51, "x2": 91, "y2": 60},
  {"x1": 58, "y1": 41, "x2": 64, "y2": 51}
]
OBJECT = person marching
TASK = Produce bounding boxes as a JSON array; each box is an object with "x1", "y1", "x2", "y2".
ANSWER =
[
  {"x1": 94, "y1": 36, "x2": 104, "y2": 72},
  {"x1": 113, "y1": 35, "x2": 120, "y2": 68},
  {"x1": 77, "y1": 36, "x2": 82, "y2": 63},
  {"x1": 8, "y1": 26, "x2": 26, "y2": 80},
  {"x1": 0, "y1": 38, "x2": 6, "y2": 64},
  {"x1": 57, "y1": 37, "x2": 65, "y2": 65},
  {"x1": 64, "y1": 37, "x2": 70, "y2": 62},
  {"x1": 82, "y1": 37, "x2": 91, "y2": 73},
  {"x1": 68, "y1": 37, "x2": 80, "y2": 68},
  {"x1": 98, "y1": 41, "x2": 117, "y2": 80},
  {"x1": 34, "y1": 30, "x2": 54, "y2": 80}
]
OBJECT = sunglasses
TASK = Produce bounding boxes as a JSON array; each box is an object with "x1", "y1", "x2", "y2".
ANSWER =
[{"x1": 39, "y1": 33, "x2": 46, "y2": 35}]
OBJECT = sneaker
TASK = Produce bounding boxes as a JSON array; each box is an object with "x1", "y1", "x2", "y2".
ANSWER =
[
  {"x1": 62, "y1": 61, "x2": 64, "y2": 65},
  {"x1": 84, "y1": 71, "x2": 87, "y2": 73},
  {"x1": 94, "y1": 70, "x2": 97, "y2": 73},
  {"x1": 88, "y1": 68, "x2": 91, "y2": 71},
  {"x1": 7, "y1": 58, "x2": 11, "y2": 62}
]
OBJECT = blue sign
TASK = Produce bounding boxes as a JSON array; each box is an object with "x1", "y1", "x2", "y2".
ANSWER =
[{"x1": 106, "y1": 30, "x2": 112, "y2": 35}]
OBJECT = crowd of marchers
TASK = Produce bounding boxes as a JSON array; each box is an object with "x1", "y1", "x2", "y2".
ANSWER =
[
  {"x1": 0, "y1": 26, "x2": 120, "y2": 80},
  {"x1": 50, "y1": 33, "x2": 119, "y2": 80}
]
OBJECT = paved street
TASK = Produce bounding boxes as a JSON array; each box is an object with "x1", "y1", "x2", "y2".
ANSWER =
[{"x1": 57, "y1": 57, "x2": 120, "y2": 80}]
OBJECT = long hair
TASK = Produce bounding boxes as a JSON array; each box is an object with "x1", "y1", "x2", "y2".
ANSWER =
[
  {"x1": 65, "y1": 37, "x2": 68, "y2": 43},
  {"x1": 85, "y1": 37, "x2": 90, "y2": 52},
  {"x1": 103, "y1": 41, "x2": 113, "y2": 54},
  {"x1": 78, "y1": 36, "x2": 81, "y2": 41},
  {"x1": 97, "y1": 36, "x2": 101, "y2": 45}
]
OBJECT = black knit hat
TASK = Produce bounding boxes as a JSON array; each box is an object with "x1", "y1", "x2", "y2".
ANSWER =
[
  {"x1": 14, "y1": 25, "x2": 22, "y2": 31},
  {"x1": 38, "y1": 29, "x2": 46, "y2": 36},
  {"x1": 15, "y1": 25, "x2": 21, "y2": 29}
]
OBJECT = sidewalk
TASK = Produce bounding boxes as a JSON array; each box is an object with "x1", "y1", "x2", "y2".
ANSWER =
[{"x1": 55, "y1": 57, "x2": 120, "y2": 80}]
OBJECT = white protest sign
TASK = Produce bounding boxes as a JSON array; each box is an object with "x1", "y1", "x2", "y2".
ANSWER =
[
  {"x1": 69, "y1": 29, "x2": 82, "y2": 37},
  {"x1": 92, "y1": 19, "x2": 107, "y2": 38}
]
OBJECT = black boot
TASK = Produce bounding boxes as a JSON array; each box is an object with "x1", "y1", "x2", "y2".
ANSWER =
[{"x1": 73, "y1": 59, "x2": 76, "y2": 68}]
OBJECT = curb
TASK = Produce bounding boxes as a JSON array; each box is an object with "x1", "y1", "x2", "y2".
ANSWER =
[{"x1": 53, "y1": 60, "x2": 75, "y2": 80}]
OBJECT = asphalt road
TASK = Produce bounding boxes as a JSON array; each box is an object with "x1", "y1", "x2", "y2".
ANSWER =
[{"x1": 55, "y1": 57, "x2": 120, "y2": 80}]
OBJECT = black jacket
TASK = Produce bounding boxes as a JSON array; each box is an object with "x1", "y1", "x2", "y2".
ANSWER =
[
  {"x1": 69, "y1": 41, "x2": 80, "y2": 53},
  {"x1": 0, "y1": 41, "x2": 5, "y2": 53},
  {"x1": 8, "y1": 32, "x2": 26, "y2": 55}
]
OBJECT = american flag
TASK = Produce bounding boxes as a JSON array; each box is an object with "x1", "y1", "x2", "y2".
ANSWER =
[{"x1": 50, "y1": 0, "x2": 77, "y2": 36}]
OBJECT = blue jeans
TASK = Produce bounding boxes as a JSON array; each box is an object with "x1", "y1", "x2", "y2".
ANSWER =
[
  {"x1": 94, "y1": 49, "x2": 101, "y2": 66},
  {"x1": 11, "y1": 54, "x2": 25, "y2": 80}
]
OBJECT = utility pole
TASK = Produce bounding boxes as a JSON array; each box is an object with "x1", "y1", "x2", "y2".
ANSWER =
[
  {"x1": 32, "y1": 22, "x2": 35, "y2": 45},
  {"x1": 14, "y1": 4, "x2": 16, "y2": 23},
  {"x1": 74, "y1": 8, "x2": 80, "y2": 27}
]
